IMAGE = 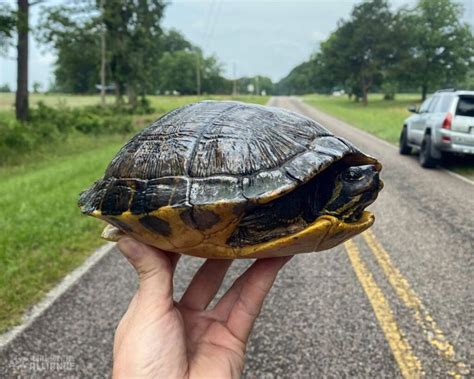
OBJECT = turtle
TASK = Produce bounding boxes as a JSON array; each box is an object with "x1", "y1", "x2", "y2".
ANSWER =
[{"x1": 78, "y1": 101, "x2": 383, "y2": 259}]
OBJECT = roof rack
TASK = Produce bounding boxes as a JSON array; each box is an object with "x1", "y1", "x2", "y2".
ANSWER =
[{"x1": 435, "y1": 88, "x2": 457, "y2": 93}]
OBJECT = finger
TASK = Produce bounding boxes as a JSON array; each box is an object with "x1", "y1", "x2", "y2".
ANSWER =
[
  {"x1": 212, "y1": 257, "x2": 291, "y2": 321},
  {"x1": 225, "y1": 256, "x2": 291, "y2": 344},
  {"x1": 180, "y1": 259, "x2": 233, "y2": 310},
  {"x1": 117, "y1": 237, "x2": 175, "y2": 302},
  {"x1": 211, "y1": 265, "x2": 248, "y2": 319},
  {"x1": 114, "y1": 293, "x2": 139, "y2": 357},
  {"x1": 211, "y1": 259, "x2": 270, "y2": 319},
  {"x1": 165, "y1": 250, "x2": 181, "y2": 274}
]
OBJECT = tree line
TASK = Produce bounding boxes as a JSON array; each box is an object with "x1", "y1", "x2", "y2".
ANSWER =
[
  {"x1": 278, "y1": 0, "x2": 474, "y2": 104},
  {"x1": 0, "y1": 0, "x2": 274, "y2": 121},
  {"x1": 38, "y1": 1, "x2": 239, "y2": 101},
  {"x1": 1, "y1": 0, "x2": 473, "y2": 122}
]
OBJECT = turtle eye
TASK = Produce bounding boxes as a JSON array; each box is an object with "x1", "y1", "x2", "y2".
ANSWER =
[{"x1": 342, "y1": 167, "x2": 363, "y2": 182}]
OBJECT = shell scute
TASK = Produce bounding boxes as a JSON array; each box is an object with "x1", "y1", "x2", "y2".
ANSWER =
[
  {"x1": 145, "y1": 177, "x2": 189, "y2": 210},
  {"x1": 190, "y1": 176, "x2": 244, "y2": 205},
  {"x1": 242, "y1": 168, "x2": 296, "y2": 203},
  {"x1": 284, "y1": 150, "x2": 333, "y2": 183},
  {"x1": 309, "y1": 136, "x2": 353, "y2": 158}
]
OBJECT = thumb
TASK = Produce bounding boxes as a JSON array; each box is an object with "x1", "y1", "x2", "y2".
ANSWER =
[{"x1": 117, "y1": 237, "x2": 174, "y2": 301}]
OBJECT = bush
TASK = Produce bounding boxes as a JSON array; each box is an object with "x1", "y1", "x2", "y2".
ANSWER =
[
  {"x1": 84, "y1": 97, "x2": 155, "y2": 117},
  {"x1": 0, "y1": 103, "x2": 135, "y2": 165},
  {"x1": 0, "y1": 121, "x2": 35, "y2": 155},
  {"x1": 382, "y1": 81, "x2": 398, "y2": 100}
]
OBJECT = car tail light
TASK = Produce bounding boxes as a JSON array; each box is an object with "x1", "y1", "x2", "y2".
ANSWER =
[
  {"x1": 442, "y1": 112, "x2": 452, "y2": 129},
  {"x1": 441, "y1": 112, "x2": 452, "y2": 142}
]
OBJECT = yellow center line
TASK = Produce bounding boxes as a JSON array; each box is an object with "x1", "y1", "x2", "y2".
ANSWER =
[
  {"x1": 344, "y1": 240, "x2": 423, "y2": 379},
  {"x1": 362, "y1": 230, "x2": 470, "y2": 378}
]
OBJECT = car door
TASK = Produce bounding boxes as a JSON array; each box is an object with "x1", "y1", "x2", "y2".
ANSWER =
[
  {"x1": 410, "y1": 97, "x2": 434, "y2": 145},
  {"x1": 424, "y1": 94, "x2": 447, "y2": 136}
]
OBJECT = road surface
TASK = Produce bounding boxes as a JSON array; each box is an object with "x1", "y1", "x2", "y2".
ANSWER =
[{"x1": 1, "y1": 96, "x2": 472, "y2": 378}]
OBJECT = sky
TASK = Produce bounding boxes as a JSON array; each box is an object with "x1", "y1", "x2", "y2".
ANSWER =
[{"x1": 0, "y1": 0, "x2": 473, "y2": 90}]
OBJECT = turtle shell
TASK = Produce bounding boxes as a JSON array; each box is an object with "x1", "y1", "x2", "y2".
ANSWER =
[{"x1": 79, "y1": 101, "x2": 381, "y2": 258}]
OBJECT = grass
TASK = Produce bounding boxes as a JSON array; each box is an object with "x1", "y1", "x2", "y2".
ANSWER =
[
  {"x1": 0, "y1": 93, "x2": 112, "y2": 111},
  {"x1": 0, "y1": 93, "x2": 268, "y2": 112},
  {"x1": 0, "y1": 143, "x2": 122, "y2": 332},
  {"x1": 303, "y1": 93, "x2": 474, "y2": 179},
  {"x1": 0, "y1": 94, "x2": 269, "y2": 333}
]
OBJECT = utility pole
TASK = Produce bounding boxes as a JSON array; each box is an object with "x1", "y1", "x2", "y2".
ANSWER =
[
  {"x1": 255, "y1": 76, "x2": 259, "y2": 96},
  {"x1": 196, "y1": 53, "x2": 201, "y2": 96},
  {"x1": 232, "y1": 62, "x2": 237, "y2": 96},
  {"x1": 100, "y1": 0, "x2": 106, "y2": 106}
]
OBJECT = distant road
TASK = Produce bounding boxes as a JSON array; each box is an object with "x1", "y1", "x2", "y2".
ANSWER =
[{"x1": 0, "y1": 96, "x2": 472, "y2": 378}]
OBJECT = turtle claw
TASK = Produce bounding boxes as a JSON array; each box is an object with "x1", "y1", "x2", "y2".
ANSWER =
[{"x1": 101, "y1": 224, "x2": 125, "y2": 242}]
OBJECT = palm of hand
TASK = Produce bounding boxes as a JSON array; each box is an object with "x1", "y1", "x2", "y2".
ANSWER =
[{"x1": 113, "y1": 238, "x2": 290, "y2": 379}]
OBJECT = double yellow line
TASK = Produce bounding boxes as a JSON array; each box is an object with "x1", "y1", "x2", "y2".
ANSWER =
[{"x1": 344, "y1": 231, "x2": 469, "y2": 378}]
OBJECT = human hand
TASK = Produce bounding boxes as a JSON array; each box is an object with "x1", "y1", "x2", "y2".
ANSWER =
[{"x1": 113, "y1": 238, "x2": 291, "y2": 379}]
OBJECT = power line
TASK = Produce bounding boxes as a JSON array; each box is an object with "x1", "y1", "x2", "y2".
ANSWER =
[
  {"x1": 205, "y1": 0, "x2": 222, "y2": 52},
  {"x1": 196, "y1": 0, "x2": 223, "y2": 96},
  {"x1": 202, "y1": 0, "x2": 217, "y2": 47}
]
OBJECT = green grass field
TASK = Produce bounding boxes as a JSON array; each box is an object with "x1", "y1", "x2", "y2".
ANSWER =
[
  {"x1": 303, "y1": 94, "x2": 474, "y2": 179},
  {"x1": 0, "y1": 93, "x2": 267, "y2": 112},
  {"x1": 0, "y1": 94, "x2": 269, "y2": 333}
]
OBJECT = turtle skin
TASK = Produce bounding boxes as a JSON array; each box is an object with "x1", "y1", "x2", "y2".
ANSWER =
[{"x1": 79, "y1": 101, "x2": 381, "y2": 258}]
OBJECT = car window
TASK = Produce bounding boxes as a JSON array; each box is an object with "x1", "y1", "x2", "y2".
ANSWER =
[
  {"x1": 434, "y1": 95, "x2": 454, "y2": 112},
  {"x1": 455, "y1": 96, "x2": 474, "y2": 117},
  {"x1": 428, "y1": 96, "x2": 440, "y2": 112},
  {"x1": 419, "y1": 97, "x2": 432, "y2": 113}
]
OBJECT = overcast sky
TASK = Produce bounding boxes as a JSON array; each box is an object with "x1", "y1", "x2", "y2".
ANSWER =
[{"x1": 0, "y1": 0, "x2": 472, "y2": 90}]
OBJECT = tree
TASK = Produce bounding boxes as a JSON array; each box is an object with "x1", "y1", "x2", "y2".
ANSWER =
[
  {"x1": 158, "y1": 50, "x2": 196, "y2": 94},
  {"x1": 237, "y1": 75, "x2": 274, "y2": 95},
  {"x1": 319, "y1": 0, "x2": 397, "y2": 105},
  {"x1": 277, "y1": 60, "x2": 321, "y2": 95},
  {"x1": 157, "y1": 49, "x2": 226, "y2": 95},
  {"x1": 39, "y1": 5, "x2": 101, "y2": 93},
  {"x1": 0, "y1": 4, "x2": 15, "y2": 55},
  {"x1": 32, "y1": 81, "x2": 41, "y2": 93},
  {"x1": 201, "y1": 55, "x2": 228, "y2": 94},
  {"x1": 16, "y1": 0, "x2": 29, "y2": 121},
  {"x1": 104, "y1": 0, "x2": 166, "y2": 105},
  {"x1": 40, "y1": 0, "x2": 167, "y2": 102},
  {"x1": 4, "y1": 0, "x2": 45, "y2": 121},
  {"x1": 397, "y1": 0, "x2": 474, "y2": 100},
  {"x1": 462, "y1": 67, "x2": 474, "y2": 90},
  {"x1": 161, "y1": 29, "x2": 193, "y2": 53},
  {"x1": 0, "y1": 83, "x2": 11, "y2": 92}
]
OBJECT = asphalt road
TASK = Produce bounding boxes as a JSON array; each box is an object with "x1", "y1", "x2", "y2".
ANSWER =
[{"x1": 1, "y1": 96, "x2": 472, "y2": 378}]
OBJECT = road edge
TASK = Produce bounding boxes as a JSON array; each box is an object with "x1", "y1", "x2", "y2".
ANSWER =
[
  {"x1": 292, "y1": 96, "x2": 474, "y2": 187},
  {"x1": 0, "y1": 242, "x2": 115, "y2": 349}
]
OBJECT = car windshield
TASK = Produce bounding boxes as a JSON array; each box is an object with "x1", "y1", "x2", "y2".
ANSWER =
[{"x1": 455, "y1": 96, "x2": 474, "y2": 117}]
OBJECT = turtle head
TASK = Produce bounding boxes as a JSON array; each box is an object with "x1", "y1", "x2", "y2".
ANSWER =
[{"x1": 321, "y1": 164, "x2": 383, "y2": 222}]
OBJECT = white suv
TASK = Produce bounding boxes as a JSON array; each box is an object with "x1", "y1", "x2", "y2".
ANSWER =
[{"x1": 399, "y1": 89, "x2": 474, "y2": 168}]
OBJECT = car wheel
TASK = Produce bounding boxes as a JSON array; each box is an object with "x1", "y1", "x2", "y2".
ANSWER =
[
  {"x1": 399, "y1": 127, "x2": 411, "y2": 155},
  {"x1": 419, "y1": 134, "x2": 438, "y2": 168}
]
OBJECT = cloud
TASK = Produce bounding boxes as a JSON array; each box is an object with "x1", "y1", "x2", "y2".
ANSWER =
[
  {"x1": 35, "y1": 52, "x2": 56, "y2": 66},
  {"x1": 311, "y1": 30, "x2": 327, "y2": 43}
]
